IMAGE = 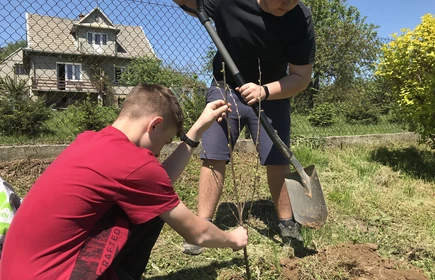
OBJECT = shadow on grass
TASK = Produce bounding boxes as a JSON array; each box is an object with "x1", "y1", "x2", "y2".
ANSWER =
[
  {"x1": 370, "y1": 146, "x2": 435, "y2": 182},
  {"x1": 143, "y1": 258, "x2": 245, "y2": 280},
  {"x1": 215, "y1": 199, "x2": 317, "y2": 258}
]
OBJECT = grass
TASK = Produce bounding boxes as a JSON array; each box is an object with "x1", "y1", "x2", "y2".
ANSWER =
[
  {"x1": 1, "y1": 141, "x2": 433, "y2": 279},
  {"x1": 291, "y1": 113, "x2": 408, "y2": 137},
  {"x1": 145, "y1": 141, "x2": 435, "y2": 279},
  {"x1": 0, "y1": 112, "x2": 408, "y2": 145}
]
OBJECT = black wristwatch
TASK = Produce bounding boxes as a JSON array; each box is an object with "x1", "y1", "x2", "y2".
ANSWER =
[{"x1": 180, "y1": 133, "x2": 200, "y2": 148}]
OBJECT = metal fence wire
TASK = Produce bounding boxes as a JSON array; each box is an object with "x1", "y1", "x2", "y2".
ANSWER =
[{"x1": 0, "y1": 0, "x2": 408, "y2": 145}]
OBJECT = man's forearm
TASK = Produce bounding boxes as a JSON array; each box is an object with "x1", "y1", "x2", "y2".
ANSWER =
[
  {"x1": 161, "y1": 142, "x2": 195, "y2": 183},
  {"x1": 161, "y1": 124, "x2": 203, "y2": 183},
  {"x1": 265, "y1": 73, "x2": 311, "y2": 100},
  {"x1": 161, "y1": 126, "x2": 201, "y2": 183},
  {"x1": 162, "y1": 100, "x2": 229, "y2": 182}
]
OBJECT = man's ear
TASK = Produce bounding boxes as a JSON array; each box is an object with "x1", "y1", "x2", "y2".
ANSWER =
[{"x1": 147, "y1": 116, "x2": 163, "y2": 134}]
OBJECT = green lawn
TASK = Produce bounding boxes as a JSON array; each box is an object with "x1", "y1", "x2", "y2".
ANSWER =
[
  {"x1": 291, "y1": 113, "x2": 408, "y2": 137},
  {"x1": 0, "y1": 112, "x2": 408, "y2": 145},
  {"x1": 145, "y1": 141, "x2": 434, "y2": 279},
  {"x1": 2, "y1": 141, "x2": 433, "y2": 279}
]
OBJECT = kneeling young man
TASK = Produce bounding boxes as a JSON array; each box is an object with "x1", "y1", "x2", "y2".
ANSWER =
[{"x1": 0, "y1": 84, "x2": 248, "y2": 280}]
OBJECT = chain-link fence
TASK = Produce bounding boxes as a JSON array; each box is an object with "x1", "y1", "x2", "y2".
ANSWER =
[{"x1": 0, "y1": 0, "x2": 408, "y2": 145}]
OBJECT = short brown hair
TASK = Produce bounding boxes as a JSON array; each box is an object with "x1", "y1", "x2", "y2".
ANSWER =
[{"x1": 118, "y1": 83, "x2": 184, "y2": 136}]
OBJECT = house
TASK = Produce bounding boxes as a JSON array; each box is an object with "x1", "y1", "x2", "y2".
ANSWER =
[{"x1": 0, "y1": 7, "x2": 155, "y2": 108}]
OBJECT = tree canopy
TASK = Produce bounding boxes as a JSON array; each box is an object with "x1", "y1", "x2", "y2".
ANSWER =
[{"x1": 119, "y1": 56, "x2": 198, "y2": 89}]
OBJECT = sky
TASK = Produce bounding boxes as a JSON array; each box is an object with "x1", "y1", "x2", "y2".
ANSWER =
[
  {"x1": 346, "y1": 0, "x2": 435, "y2": 39},
  {"x1": 1, "y1": 0, "x2": 435, "y2": 82}
]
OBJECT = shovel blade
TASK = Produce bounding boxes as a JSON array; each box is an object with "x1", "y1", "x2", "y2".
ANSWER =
[{"x1": 285, "y1": 165, "x2": 328, "y2": 229}]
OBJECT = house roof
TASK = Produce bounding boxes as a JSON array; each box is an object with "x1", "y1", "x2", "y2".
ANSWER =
[
  {"x1": 26, "y1": 8, "x2": 154, "y2": 59},
  {"x1": 78, "y1": 7, "x2": 116, "y2": 27}
]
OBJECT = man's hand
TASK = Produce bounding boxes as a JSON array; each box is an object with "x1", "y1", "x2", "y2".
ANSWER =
[
  {"x1": 228, "y1": 226, "x2": 248, "y2": 251},
  {"x1": 237, "y1": 83, "x2": 267, "y2": 105},
  {"x1": 189, "y1": 100, "x2": 231, "y2": 140}
]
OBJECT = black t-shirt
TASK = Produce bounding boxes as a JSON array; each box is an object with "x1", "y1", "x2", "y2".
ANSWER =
[{"x1": 204, "y1": 0, "x2": 316, "y2": 88}]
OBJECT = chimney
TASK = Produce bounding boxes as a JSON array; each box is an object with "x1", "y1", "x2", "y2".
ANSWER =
[{"x1": 78, "y1": 13, "x2": 85, "y2": 20}]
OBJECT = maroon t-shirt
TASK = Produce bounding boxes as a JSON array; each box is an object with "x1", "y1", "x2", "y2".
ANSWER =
[{"x1": 0, "y1": 126, "x2": 180, "y2": 279}]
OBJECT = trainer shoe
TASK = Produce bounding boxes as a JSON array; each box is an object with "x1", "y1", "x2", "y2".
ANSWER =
[
  {"x1": 182, "y1": 218, "x2": 212, "y2": 255},
  {"x1": 182, "y1": 240, "x2": 204, "y2": 255},
  {"x1": 278, "y1": 219, "x2": 303, "y2": 243}
]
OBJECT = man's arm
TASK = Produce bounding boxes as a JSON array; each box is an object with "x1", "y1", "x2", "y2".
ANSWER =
[
  {"x1": 162, "y1": 100, "x2": 230, "y2": 182},
  {"x1": 266, "y1": 63, "x2": 313, "y2": 99},
  {"x1": 237, "y1": 63, "x2": 313, "y2": 105},
  {"x1": 160, "y1": 201, "x2": 248, "y2": 250},
  {"x1": 173, "y1": 0, "x2": 197, "y2": 16}
]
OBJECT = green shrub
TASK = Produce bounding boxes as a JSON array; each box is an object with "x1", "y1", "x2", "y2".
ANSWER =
[
  {"x1": 64, "y1": 99, "x2": 119, "y2": 133},
  {"x1": 0, "y1": 77, "x2": 52, "y2": 136},
  {"x1": 376, "y1": 14, "x2": 435, "y2": 145},
  {"x1": 0, "y1": 99, "x2": 52, "y2": 136},
  {"x1": 343, "y1": 102, "x2": 380, "y2": 125},
  {"x1": 174, "y1": 87, "x2": 206, "y2": 132},
  {"x1": 307, "y1": 103, "x2": 336, "y2": 127}
]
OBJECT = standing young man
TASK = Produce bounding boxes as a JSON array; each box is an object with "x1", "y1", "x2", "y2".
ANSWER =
[
  {"x1": 0, "y1": 84, "x2": 247, "y2": 279},
  {"x1": 174, "y1": 0, "x2": 315, "y2": 254}
]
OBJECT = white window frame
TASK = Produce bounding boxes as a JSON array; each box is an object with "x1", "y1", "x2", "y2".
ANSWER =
[
  {"x1": 87, "y1": 32, "x2": 108, "y2": 46},
  {"x1": 57, "y1": 62, "x2": 82, "y2": 81},
  {"x1": 114, "y1": 65, "x2": 126, "y2": 83}
]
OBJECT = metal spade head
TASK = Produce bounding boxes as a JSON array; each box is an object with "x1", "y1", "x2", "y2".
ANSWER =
[{"x1": 285, "y1": 165, "x2": 328, "y2": 229}]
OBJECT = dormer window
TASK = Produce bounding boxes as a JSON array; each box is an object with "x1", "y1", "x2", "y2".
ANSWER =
[{"x1": 87, "y1": 32, "x2": 107, "y2": 46}]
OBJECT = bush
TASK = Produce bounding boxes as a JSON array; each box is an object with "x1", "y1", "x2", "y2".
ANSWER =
[
  {"x1": 174, "y1": 87, "x2": 206, "y2": 132},
  {"x1": 0, "y1": 77, "x2": 52, "y2": 136},
  {"x1": 64, "y1": 99, "x2": 119, "y2": 133},
  {"x1": 376, "y1": 14, "x2": 435, "y2": 145},
  {"x1": 343, "y1": 102, "x2": 380, "y2": 125},
  {"x1": 0, "y1": 99, "x2": 52, "y2": 136},
  {"x1": 307, "y1": 103, "x2": 336, "y2": 127}
]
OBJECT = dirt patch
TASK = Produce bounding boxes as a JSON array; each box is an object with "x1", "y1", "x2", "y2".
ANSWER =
[
  {"x1": 0, "y1": 159, "x2": 52, "y2": 197},
  {"x1": 281, "y1": 243, "x2": 428, "y2": 280}
]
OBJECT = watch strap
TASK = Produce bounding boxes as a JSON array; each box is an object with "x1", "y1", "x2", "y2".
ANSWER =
[{"x1": 180, "y1": 133, "x2": 200, "y2": 148}]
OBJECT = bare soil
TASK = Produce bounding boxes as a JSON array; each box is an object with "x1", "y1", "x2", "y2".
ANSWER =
[{"x1": 281, "y1": 243, "x2": 428, "y2": 280}]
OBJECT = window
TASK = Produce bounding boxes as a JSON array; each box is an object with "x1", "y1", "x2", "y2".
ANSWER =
[
  {"x1": 114, "y1": 66, "x2": 126, "y2": 83},
  {"x1": 58, "y1": 63, "x2": 81, "y2": 81},
  {"x1": 14, "y1": 64, "x2": 27, "y2": 75},
  {"x1": 87, "y1": 32, "x2": 107, "y2": 46}
]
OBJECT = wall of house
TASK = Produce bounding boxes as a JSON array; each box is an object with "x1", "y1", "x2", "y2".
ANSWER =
[
  {"x1": 31, "y1": 54, "x2": 91, "y2": 81},
  {"x1": 76, "y1": 27, "x2": 117, "y2": 57},
  {"x1": 81, "y1": 10, "x2": 111, "y2": 26},
  {"x1": 0, "y1": 50, "x2": 28, "y2": 81},
  {"x1": 99, "y1": 57, "x2": 130, "y2": 81},
  {"x1": 31, "y1": 54, "x2": 134, "y2": 106},
  {"x1": 113, "y1": 85, "x2": 135, "y2": 97},
  {"x1": 86, "y1": 57, "x2": 134, "y2": 100}
]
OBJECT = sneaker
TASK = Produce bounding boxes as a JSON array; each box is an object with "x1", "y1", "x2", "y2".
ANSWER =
[
  {"x1": 278, "y1": 219, "x2": 303, "y2": 243},
  {"x1": 182, "y1": 218, "x2": 212, "y2": 255},
  {"x1": 182, "y1": 240, "x2": 204, "y2": 255}
]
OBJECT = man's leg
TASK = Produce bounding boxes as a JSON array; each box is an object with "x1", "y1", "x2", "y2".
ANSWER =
[
  {"x1": 266, "y1": 164, "x2": 292, "y2": 220},
  {"x1": 183, "y1": 85, "x2": 244, "y2": 255},
  {"x1": 266, "y1": 165, "x2": 303, "y2": 243},
  {"x1": 112, "y1": 217, "x2": 164, "y2": 280},
  {"x1": 246, "y1": 99, "x2": 302, "y2": 242},
  {"x1": 197, "y1": 159, "x2": 226, "y2": 220}
]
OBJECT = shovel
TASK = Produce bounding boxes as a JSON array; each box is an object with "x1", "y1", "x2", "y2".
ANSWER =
[{"x1": 180, "y1": 1, "x2": 328, "y2": 229}]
